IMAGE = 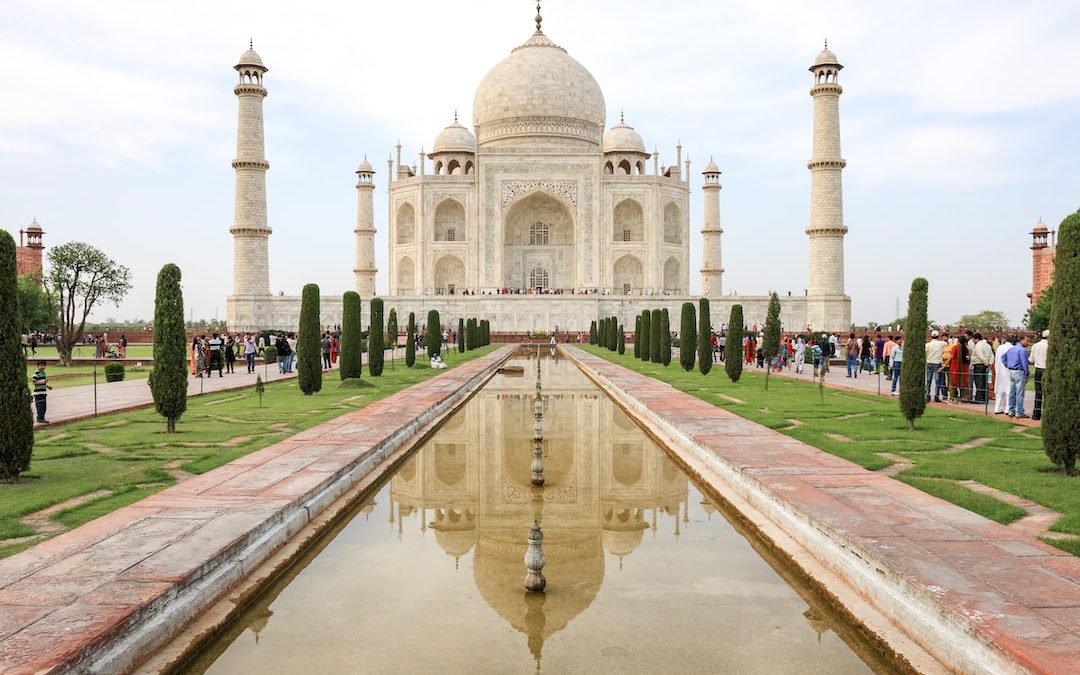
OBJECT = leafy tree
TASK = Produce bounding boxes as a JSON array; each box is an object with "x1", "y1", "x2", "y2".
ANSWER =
[
  {"x1": 762, "y1": 293, "x2": 781, "y2": 391},
  {"x1": 298, "y1": 284, "x2": 322, "y2": 394},
  {"x1": 899, "y1": 278, "x2": 929, "y2": 430},
  {"x1": 458, "y1": 317, "x2": 466, "y2": 352},
  {"x1": 405, "y1": 311, "x2": 416, "y2": 367},
  {"x1": 956, "y1": 309, "x2": 1008, "y2": 333},
  {"x1": 618, "y1": 324, "x2": 626, "y2": 354},
  {"x1": 679, "y1": 302, "x2": 696, "y2": 371},
  {"x1": 368, "y1": 297, "x2": 385, "y2": 376},
  {"x1": 45, "y1": 241, "x2": 132, "y2": 365},
  {"x1": 1025, "y1": 285, "x2": 1053, "y2": 333},
  {"x1": 650, "y1": 309, "x2": 662, "y2": 363},
  {"x1": 16, "y1": 276, "x2": 54, "y2": 333},
  {"x1": 590, "y1": 320, "x2": 597, "y2": 345},
  {"x1": 698, "y1": 298, "x2": 712, "y2": 376},
  {"x1": 0, "y1": 231, "x2": 33, "y2": 481},
  {"x1": 1043, "y1": 211, "x2": 1080, "y2": 475},
  {"x1": 426, "y1": 310, "x2": 441, "y2": 358},
  {"x1": 640, "y1": 310, "x2": 652, "y2": 362},
  {"x1": 725, "y1": 305, "x2": 744, "y2": 383},
  {"x1": 340, "y1": 292, "x2": 363, "y2": 380},
  {"x1": 633, "y1": 315, "x2": 641, "y2": 359},
  {"x1": 660, "y1": 309, "x2": 672, "y2": 366},
  {"x1": 149, "y1": 263, "x2": 187, "y2": 432}
]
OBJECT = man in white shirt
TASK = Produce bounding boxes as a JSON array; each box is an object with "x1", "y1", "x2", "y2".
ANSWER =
[
  {"x1": 994, "y1": 336, "x2": 1014, "y2": 414},
  {"x1": 925, "y1": 330, "x2": 947, "y2": 402},
  {"x1": 969, "y1": 333, "x2": 994, "y2": 404},
  {"x1": 1029, "y1": 330, "x2": 1049, "y2": 420}
]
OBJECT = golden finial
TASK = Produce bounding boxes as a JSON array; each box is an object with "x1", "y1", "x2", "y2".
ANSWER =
[{"x1": 535, "y1": 1, "x2": 543, "y2": 32}]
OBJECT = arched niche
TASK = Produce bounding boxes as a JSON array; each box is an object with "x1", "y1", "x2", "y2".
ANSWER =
[
  {"x1": 434, "y1": 199, "x2": 465, "y2": 242},
  {"x1": 663, "y1": 256, "x2": 681, "y2": 293},
  {"x1": 613, "y1": 254, "x2": 643, "y2": 294},
  {"x1": 613, "y1": 198, "x2": 644, "y2": 242},
  {"x1": 434, "y1": 254, "x2": 466, "y2": 294},
  {"x1": 396, "y1": 203, "x2": 416, "y2": 245},
  {"x1": 663, "y1": 202, "x2": 683, "y2": 245},
  {"x1": 397, "y1": 256, "x2": 415, "y2": 294},
  {"x1": 503, "y1": 191, "x2": 574, "y2": 290}
]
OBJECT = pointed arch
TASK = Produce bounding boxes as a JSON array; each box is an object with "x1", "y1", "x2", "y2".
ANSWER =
[
  {"x1": 663, "y1": 256, "x2": 681, "y2": 293},
  {"x1": 434, "y1": 198, "x2": 465, "y2": 242},
  {"x1": 618, "y1": 159, "x2": 631, "y2": 175},
  {"x1": 434, "y1": 254, "x2": 466, "y2": 294},
  {"x1": 663, "y1": 202, "x2": 683, "y2": 244},
  {"x1": 447, "y1": 159, "x2": 461, "y2": 175},
  {"x1": 613, "y1": 254, "x2": 644, "y2": 294},
  {"x1": 613, "y1": 198, "x2": 644, "y2": 242},
  {"x1": 397, "y1": 256, "x2": 415, "y2": 294},
  {"x1": 396, "y1": 203, "x2": 415, "y2": 244}
]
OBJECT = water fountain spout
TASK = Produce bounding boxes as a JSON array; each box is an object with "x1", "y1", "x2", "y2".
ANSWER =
[{"x1": 524, "y1": 521, "x2": 547, "y2": 592}]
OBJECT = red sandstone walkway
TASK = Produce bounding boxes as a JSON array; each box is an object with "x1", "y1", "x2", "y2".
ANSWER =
[
  {"x1": 567, "y1": 346, "x2": 1080, "y2": 675},
  {"x1": 0, "y1": 346, "x2": 514, "y2": 674}
]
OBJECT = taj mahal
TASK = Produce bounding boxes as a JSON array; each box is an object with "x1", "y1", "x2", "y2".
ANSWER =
[{"x1": 226, "y1": 7, "x2": 851, "y2": 333}]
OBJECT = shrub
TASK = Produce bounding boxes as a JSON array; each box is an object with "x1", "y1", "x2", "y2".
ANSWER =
[
  {"x1": 387, "y1": 309, "x2": 398, "y2": 351},
  {"x1": 1043, "y1": 211, "x2": 1080, "y2": 475},
  {"x1": 640, "y1": 310, "x2": 651, "y2": 362},
  {"x1": 368, "y1": 297, "x2": 385, "y2": 376},
  {"x1": 150, "y1": 263, "x2": 186, "y2": 433},
  {"x1": 426, "y1": 310, "x2": 441, "y2": 358},
  {"x1": 650, "y1": 309, "x2": 662, "y2": 363},
  {"x1": 340, "y1": 291, "x2": 362, "y2": 380},
  {"x1": 263, "y1": 346, "x2": 277, "y2": 365},
  {"x1": 406, "y1": 311, "x2": 416, "y2": 367},
  {"x1": 618, "y1": 324, "x2": 626, "y2": 354},
  {"x1": 104, "y1": 362, "x2": 126, "y2": 382},
  {"x1": 725, "y1": 305, "x2": 744, "y2": 383},
  {"x1": 0, "y1": 230, "x2": 33, "y2": 481},
  {"x1": 679, "y1": 302, "x2": 696, "y2": 372},
  {"x1": 660, "y1": 309, "x2": 672, "y2": 366},
  {"x1": 698, "y1": 298, "x2": 712, "y2": 376},
  {"x1": 458, "y1": 318, "x2": 466, "y2": 352},
  {"x1": 633, "y1": 315, "x2": 641, "y2": 359},
  {"x1": 762, "y1": 292, "x2": 781, "y2": 390},
  {"x1": 298, "y1": 283, "x2": 322, "y2": 394},
  {"x1": 900, "y1": 278, "x2": 929, "y2": 430}
]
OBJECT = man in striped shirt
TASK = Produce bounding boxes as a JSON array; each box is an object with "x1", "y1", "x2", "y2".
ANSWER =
[{"x1": 31, "y1": 360, "x2": 52, "y2": 424}]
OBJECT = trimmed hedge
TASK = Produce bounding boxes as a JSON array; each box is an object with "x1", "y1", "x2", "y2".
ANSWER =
[{"x1": 104, "y1": 362, "x2": 125, "y2": 382}]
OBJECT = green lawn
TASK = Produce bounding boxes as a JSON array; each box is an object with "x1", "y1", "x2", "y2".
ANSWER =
[
  {"x1": 23, "y1": 344, "x2": 155, "y2": 359},
  {"x1": 0, "y1": 345, "x2": 498, "y2": 559},
  {"x1": 581, "y1": 346, "x2": 1079, "y2": 554},
  {"x1": 25, "y1": 363, "x2": 152, "y2": 389}
]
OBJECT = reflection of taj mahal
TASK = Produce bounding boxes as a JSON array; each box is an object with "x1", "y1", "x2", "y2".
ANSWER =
[
  {"x1": 226, "y1": 7, "x2": 851, "y2": 332},
  {"x1": 388, "y1": 355, "x2": 689, "y2": 658}
]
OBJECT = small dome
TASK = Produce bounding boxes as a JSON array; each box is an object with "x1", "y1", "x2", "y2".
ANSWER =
[
  {"x1": 356, "y1": 157, "x2": 374, "y2": 173},
  {"x1": 603, "y1": 121, "x2": 646, "y2": 154},
  {"x1": 237, "y1": 48, "x2": 265, "y2": 69},
  {"x1": 703, "y1": 159, "x2": 720, "y2": 174},
  {"x1": 1033, "y1": 218, "x2": 1048, "y2": 233},
  {"x1": 812, "y1": 46, "x2": 841, "y2": 69},
  {"x1": 432, "y1": 120, "x2": 477, "y2": 155},
  {"x1": 26, "y1": 218, "x2": 42, "y2": 232}
]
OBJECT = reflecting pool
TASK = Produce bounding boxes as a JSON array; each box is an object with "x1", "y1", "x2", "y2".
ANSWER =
[{"x1": 184, "y1": 353, "x2": 893, "y2": 674}]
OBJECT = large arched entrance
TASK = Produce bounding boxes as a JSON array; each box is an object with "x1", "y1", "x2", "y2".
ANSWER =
[
  {"x1": 503, "y1": 191, "x2": 574, "y2": 291},
  {"x1": 612, "y1": 254, "x2": 643, "y2": 294}
]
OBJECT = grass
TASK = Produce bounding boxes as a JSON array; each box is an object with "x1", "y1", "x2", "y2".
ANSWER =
[
  {"x1": 25, "y1": 363, "x2": 151, "y2": 389},
  {"x1": 23, "y1": 344, "x2": 155, "y2": 359},
  {"x1": 581, "y1": 346, "x2": 1080, "y2": 554},
  {"x1": 0, "y1": 345, "x2": 498, "y2": 559}
]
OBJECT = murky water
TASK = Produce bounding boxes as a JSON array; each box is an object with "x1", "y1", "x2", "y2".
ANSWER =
[{"x1": 184, "y1": 353, "x2": 892, "y2": 674}]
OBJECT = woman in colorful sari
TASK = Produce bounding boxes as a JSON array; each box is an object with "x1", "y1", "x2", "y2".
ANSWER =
[
  {"x1": 330, "y1": 334, "x2": 339, "y2": 365},
  {"x1": 949, "y1": 335, "x2": 970, "y2": 402},
  {"x1": 190, "y1": 336, "x2": 200, "y2": 376}
]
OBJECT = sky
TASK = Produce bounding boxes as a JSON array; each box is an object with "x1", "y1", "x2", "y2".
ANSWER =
[{"x1": 2, "y1": 0, "x2": 1078, "y2": 328}]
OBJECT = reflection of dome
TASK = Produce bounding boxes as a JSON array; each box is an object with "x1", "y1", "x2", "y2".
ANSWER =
[
  {"x1": 602, "y1": 121, "x2": 646, "y2": 154},
  {"x1": 432, "y1": 120, "x2": 477, "y2": 155},
  {"x1": 432, "y1": 508, "x2": 477, "y2": 560},
  {"x1": 473, "y1": 30, "x2": 606, "y2": 147},
  {"x1": 473, "y1": 528, "x2": 603, "y2": 646},
  {"x1": 602, "y1": 527, "x2": 645, "y2": 558}
]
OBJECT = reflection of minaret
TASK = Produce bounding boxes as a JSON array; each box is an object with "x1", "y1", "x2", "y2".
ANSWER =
[
  {"x1": 230, "y1": 43, "x2": 272, "y2": 297},
  {"x1": 524, "y1": 593, "x2": 547, "y2": 673},
  {"x1": 803, "y1": 605, "x2": 831, "y2": 643},
  {"x1": 247, "y1": 604, "x2": 274, "y2": 644}
]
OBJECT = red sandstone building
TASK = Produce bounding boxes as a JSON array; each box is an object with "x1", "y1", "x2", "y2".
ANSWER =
[
  {"x1": 15, "y1": 219, "x2": 45, "y2": 278},
  {"x1": 1029, "y1": 218, "x2": 1055, "y2": 306}
]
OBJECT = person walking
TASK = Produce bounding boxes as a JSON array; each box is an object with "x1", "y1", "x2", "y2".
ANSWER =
[
  {"x1": 794, "y1": 336, "x2": 806, "y2": 374},
  {"x1": 31, "y1": 360, "x2": 52, "y2": 424},
  {"x1": 208, "y1": 332, "x2": 224, "y2": 377},
  {"x1": 1002, "y1": 335, "x2": 1031, "y2": 418},
  {"x1": 873, "y1": 333, "x2": 885, "y2": 374},
  {"x1": 1029, "y1": 330, "x2": 1049, "y2": 421},
  {"x1": 993, "y1": 335, "x2": 1013, "y2": 414},
  {"x1": 889, "y1": 336, "x2": 904, "y2": 394},
  {"x1": 321, "y1": 332, "x2": 333, "y2": 371},
  {"x1": 244, "y1": 334, "x2": 257, "y2": 373},
  {"x1": 970, "y1": 333, "x2": 993, "y2": 404},
  {"x1": 925, "y1": 330, "x2": 947, "y2": 402},
  {"x1": 223, "y1": 335, "x2": 236, "y2": 374},
  {"x1": 860, "y1": 335, "x2": 874, "y2": 374},
  {"x1": 845, "y1": 332, "x2": 859, "y2": 378}
]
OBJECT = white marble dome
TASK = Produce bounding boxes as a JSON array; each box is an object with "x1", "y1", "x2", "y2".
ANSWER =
[
  {"x1": 812, "y1": 47, "x2": 841, "y2": 68},
  {"x1": 472, "y1": 30, "x2": 606, "y2": 146},
  {"x1": 432, "y1": 120, "x2": 477, "y2": 154},
  {"x1": 236, "y1": 48, "x2": 265, "y2": 69},
  {"x1": 603, "y1": 121, "x2": 646, "y2": 154}
]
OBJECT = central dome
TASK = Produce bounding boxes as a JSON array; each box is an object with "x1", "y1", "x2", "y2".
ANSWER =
[{"x1": 473, "y1": 30, "x2": 606, "y2": 148}]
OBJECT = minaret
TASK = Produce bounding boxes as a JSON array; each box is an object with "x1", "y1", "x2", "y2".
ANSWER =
[
  {"x1": 230, "y1": 43, "x2": 271, "y2": 297},
  {"x1": 700, "y1": 159, "x2": 724, "y2": 296},
  {"x1": 354, "y1": 158, "x2": 377, "y2": 296},
  {"x1": 1029, "y1": 218, "x2": 1055, "y2": 306},
  {"x1": 805, "y1": 42, "x2": 851, "y2": 331}
]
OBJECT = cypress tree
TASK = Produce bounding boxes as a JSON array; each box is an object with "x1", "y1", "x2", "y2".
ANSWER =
[
  {"x1": 479, "y1": 319, "x2": 488, "y2": 346},
  {"x1": 762, "y1": 293, "x2": 782, "y2": 391},
  {"x1": 604, "y1": 316, "x2": 612, "y2": 351},
  {"x1": 899, "y1": 278, "x2": 929, "y2": 430},
  {"x1": 633, "y1": 315, "x2": 641, "y2": 358},
  {"x1": 368, "y1": 297, "x2": 385, "y2": 376},
  {"x1": 600, "y1": 317, "x2": 607, "y2": 349},
  {"x1": 660, "y1": 309, "x2": 672, "y2": 365},
  {"x1": 611, "y1": 316, "x2": 619, "y2": 351},
  {"x1": 1043, "y1": 211, "x2": 1080, "y2": 475},
  {"x1": 340, "y1": 291, "x2": 363, "y2": 379},
  {"x1": 150, "y1": 263, "x2": 187, "y2": 432},
  {"x1": 590, "y1": 320, "x2": 597, "y2": 345},
  {"x1": 618, "y1": 324, "x2": 626, "y2": 354},
  {"x1": 405, "y1": 311, "x2": 416, "y2": 368},
  {"x1": 650, "y1": 309, "x2": 662, "y2": 363},
  {"x1": 467, "y1": 318, "x2": 476, "y2": 350},
  {"x1": 725, "y1": 304, "x2": 744, "y2": 383},
  {"x1": 0, "y1": 230, "x2": 33, "y2": 481},
  {"x1": 458, "y1": 317, "x2": 466, "y2": 352},
  {"x1": 298, "y1": 283, "x2": 322, "y2": 394},
  {"x1": 426, "y1": 310, "x2": 441, "y2": 358},
  {"x1": 698, "y1": 298, "x2": 713, "y2": 376},
  {"x1": 640, "y1": 310, "x2": 652, "y2": 362},
  {"x1": 679, "y1": 302, "x2": 696, "y2": 372}
]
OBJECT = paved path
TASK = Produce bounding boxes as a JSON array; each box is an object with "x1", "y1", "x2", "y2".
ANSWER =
[
  {"x1": 567, "y1": 346, "x2": 1080, "y2": 675},
  {"x1": 0, "y1": 346, "x2": 515, "y2": 674}
]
